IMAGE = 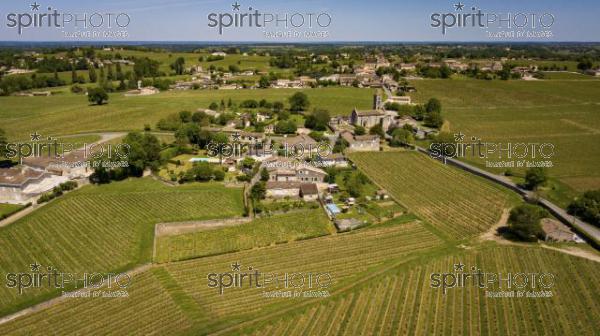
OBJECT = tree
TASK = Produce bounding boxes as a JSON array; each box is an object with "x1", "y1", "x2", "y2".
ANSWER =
[
  {"x1": 213, "y1": 169, "x2": 225, "y2": 181},
  {"x1": 71, "y1": 65, "x2": 77, "y2": 84},
  {"x1": 251, "y1": 181, "x2": 266, "y2": 200},
  {"x1": 88, "y1": 64, "x2": 97, "y2": 83},
  {"x1": 275, "y1": 120, "x2": 297, "y2": 134},
  {"x1": 505, "y1": 204, "x2": 547, "y2": 242},
  {"x1": 289, "y1": 92, "x2": 310, "y2": 112},
  {"x1": 258, "y1": 76, "x2": 270, "y2": 88},
  {"x1": 273, "y1": 101, "x2": 284, "y2": 112},
  {"x1": 87, "y1": 87, "x2": 108, "y2": 105},
  {"x1": 345, "y1": 171, "x2": 368, "y2": 198},
  {"x1": 577, "y1": 57, "x2": 594, "y2": 71},
  {"x1": 179, "y1": 110, "x2": 192, "y2": 123},
  {"x1": 354, "y1": 125, "x2": 366, "y2": 136},
  {"x1": 369, "y1": 124, "x2": 385, "y2": 138},
  {"x1": 567, "y1": 190, "x2": 600, "y2": 227},
  {"x1": 425, "y1": 98, "x2": 442, "y2": 114},
  {"x1": 260, "y1": 168, "x2": 270, "y2": 182},
  {"x1": 304, "y1": 109, "x2": 330, "y2": 131},
  {"x1": 390, "y1": 128, "x2": 414, "y2": 147},
  {"x1": 122, "y1": 132, "x2": 162, "y2": 175},
  {"x1": 424, "y1": 112, "x2": 444, "y2": 128},
  {"x1": 524, "y1": 167, "x2": 548, "y2": 190},
  {"x1": 170, "y1": 57, "x2": 185, "y2": 75},
  {"x1": 191, "y1": 162, "x2": 213, "y2": 181}
]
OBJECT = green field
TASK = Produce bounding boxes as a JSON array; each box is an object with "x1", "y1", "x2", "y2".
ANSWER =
[
  {"x1": 409, "y1": 79, "x2": 600, "y2": 192},
  {"x1": 350, "y1": 151, "x2": 520, "y2": 240},
  {"x1": 2, "y1": 223, "x2": 599, "y2": 335},
  {"x1": 242, "y1": 245, "x2": 600, "y2": 335},
  {"x1": 0, "y1": 87, "x2": 374, "y2": 140},
  {"x1": 0, "y1": 218, "x2": 443, "y2": 334},
  {"x1": 0, "y1": 178, "x2": 244, "y2": 316},
  {"x1": 0, "y1": 204, "x2": 24, "y2": 219},
  {"x1": 155, "y1": 209, "x2": 334, "y2": 263},
  {"x1": 540, "y1": 71, "x2": 600, "y2": 80}
]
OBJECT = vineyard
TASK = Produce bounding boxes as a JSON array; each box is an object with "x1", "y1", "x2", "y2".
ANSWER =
[
  {"x1": 155, "y1": 209, "x2": 335, "y2": 263},
  {"x1": 0, "y1": 218, "x2": 444, "y2": 334},
  {"x1": 350, "y1": 152, "x2": 519, "y2": 240},
  {"x1": 240, "y1": 246, "x2": 600, "y2": 336},
  {"x1": 0, "y1": 178, "x2": 244, "y2": 317}
]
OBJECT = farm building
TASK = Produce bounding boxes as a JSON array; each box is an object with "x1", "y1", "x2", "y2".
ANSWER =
[
  {"x1": 265, "y1": 181, "x2": 301, "y2": 198},
  {"x1": 300, "y1": 183, "x2": 319, "y2": 201}
]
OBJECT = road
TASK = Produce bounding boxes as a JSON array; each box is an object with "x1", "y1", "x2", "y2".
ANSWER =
[{"x1": 416, "y1": 146, "x2": 600, "y2": 245}]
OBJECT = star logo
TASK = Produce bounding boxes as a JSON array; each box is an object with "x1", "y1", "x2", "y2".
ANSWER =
[
  {"x1": 232, "y1": 132, "x2": 241, "y2": 141},
  {"x1": 30, "y1": 132, "x2": 42, "y2": 141},
  {"x1": 454, "y1": 2, "x2": 465, "y2": 11},
  {"x1": 454, "y1": 262, "x2": 465, "y2": 272},
  {"x1": 231, "y1": 261, "x2": 241, "y2": 271},
  {"x1": 30, "y1": 2, "x2": 41, "y2": 11},
  {"x1": 232, "y1": 2, "x2": 241, "y2": 11},
  {"x1": 453, "y1": 132, "x2": 465, "y2": 142},
  {"x1": 30, "y1": 262, "x2": 41, "y2": 272}
]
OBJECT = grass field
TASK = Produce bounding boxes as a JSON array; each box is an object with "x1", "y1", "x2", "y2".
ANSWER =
[
  {"x1": 350, "y1": 151, "x2": 520, "y2": 240},
  {"x1": 0, "y1": 217, "x2": 444, "y2": 334},
  {"x1": 155, "y1": 209, "x2": 334, "y2": 263},
  {"x1": 0, "y1": 87, "x2": 374, "y2": 140},
  {"x1": 0, "y1": 204, "x2": 24, "y2": 218},
  {"x1": 0, "y1": 178, "x2": 244, "y2": 316},
  {"x1": 409, "y1": 79, "x2": 600, "y2": 193},
  {"x1": 242, "y1": 245, "x2": 600, "y2": 336}
]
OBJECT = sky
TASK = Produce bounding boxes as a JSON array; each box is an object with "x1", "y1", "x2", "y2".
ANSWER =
[{"x1": 0, "y1": 0, "x2": 598, "y2": 42}]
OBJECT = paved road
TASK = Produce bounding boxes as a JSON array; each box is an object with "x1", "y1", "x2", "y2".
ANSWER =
[{"x1": 416, "y1": 146, "x2": 600, "y2": 245}]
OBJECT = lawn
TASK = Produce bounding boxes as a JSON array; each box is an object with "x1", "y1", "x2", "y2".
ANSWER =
[
  {"x1": 350, "y1": 151, "x2": 521, "y2": 240},
  {"x1": 409, "y1": 79, "x2": 600, "y2": 193},
  {"x1": 0, "y1": 87, "x2": 375, "y2": 140},
  {"x1": 0, "y1": 178, "x2": 244, "y2": 317},
  {"x1": 155, "y1": 208, "x2": 335, "y2": 263},
  {"x1": 0, "y1": 204, "x2": 24, "y2": 219}
]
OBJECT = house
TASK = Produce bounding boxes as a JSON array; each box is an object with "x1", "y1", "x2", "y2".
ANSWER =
[
  {"x1": 211, "y1": 51, "x2": 227, "y2": 57},
  {"x1": 339, "y1": 74, "x2": 357, "y2": 86},
  {"x1": 350, "y1": 108, "x2": 393, "y2": 130},
  {"x1": 265, "y1": 181, "x2": 301, "y2": 198},
  {"x1": 300, "y1": 183, "x2": 319, "y2": 201},
  {"x1": 124, "y1": 86, "x2": 159, "y2": 96},
  {"x1": 296, "y1": 166, "x2": 327, "y2": 183},
  {"x1": 414, "y1": 128, "x2": 437, "y2": 140},
  {"x1": 269, "y1": 169, "x2": 298, "y2": 182},
  {"x1": 197, "y1": 108, "x2": 220, "y2": 118},
  {"x1": 398, "y1": 63, "x2": 416, "y2": 71},
  {"x1": 315, "y1": 153, "x2": 348, "y2": 167},
  {"x1": 265, "y1": 157, "x2": 327, "y2": 183},
  {"x1": 23, "y1": 149, "x2": 91, "y2": 179},
  {"x1": 299, "y1": 76, "x2": 317, "y2": 86},
  {"x1": 264, "y1": 124, "x2": 275, "y2": 134},
  {"x1": 238, "y1": 132, "x2": 265, "y2": 143},
  {"x1": 340, "y1": 131, "x2": 380, "y2": 152},
  {"x1": 585, "y1": 69, "x2": 600, "y2": 77},
  {"x1": 0, "y1": 167, "x2": 68, "y2": 203},
  {"x1": 281, "y1": 134, "x2": 318, "y2": 154},
  {"x1": 329, "y1": 116, "x2": 350, "y2": 130},
  {"x1": 395, "y1": 116, "x2": 419, "y2": 129},
  {"x1": 385, "y1": 96, "x2": 412, "y2": 105}
]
